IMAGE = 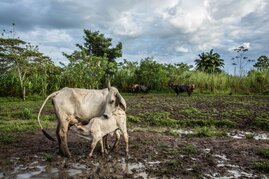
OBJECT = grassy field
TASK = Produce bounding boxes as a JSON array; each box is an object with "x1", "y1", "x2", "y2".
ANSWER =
[
  {"x1": 1, "y1": 93, "x2": 269, "y2": 133},
  {"x1": 0, "y1": 93, "x2": 269, "y2": 178}
]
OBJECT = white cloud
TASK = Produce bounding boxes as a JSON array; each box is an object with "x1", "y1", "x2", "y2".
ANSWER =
[
  {"x1": 20, "y1": 28, "x2": 73, "y2": 45},
  {"x1": 111, "y1": 11, "x2": 143, "y2": 37},
  {"x1": 159, "y1": 1, "x2": 211, "y2": 33},
  {"x1": 175, "y1": 46, "x2": 189, "y2": 53}
]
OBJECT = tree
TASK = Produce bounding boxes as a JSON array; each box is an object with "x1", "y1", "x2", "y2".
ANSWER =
[
  {"x1": 113, "y1": 59, "x2": 139, "y2": 91},
  {"x1": 232, "y1": 45, "x2": 254, "y2": 76},
  {"x1": 77, "y1": 30, "x2": 122, "y2": 62},
  {"x1": 0, "y1": 25, "x2": 52, "y2": 100},
  {"x1": 63, "y1": 49, "x2": 108, "y2": 89},
  {"x1": 135, "y1": 57, "x2": 169, "y2": 91},
  {"x1": 254, "y1": 55, "x2": 269, "y2": 71},
  {"x1": 166, "y1": 63, "x2": 192, "y2": 84},
  {"x1": 65, "y1": 29, "x2": 123, "y2": 86},
  {"x1": 195, "y1": 49, "x2": 224, "y2": 73}
]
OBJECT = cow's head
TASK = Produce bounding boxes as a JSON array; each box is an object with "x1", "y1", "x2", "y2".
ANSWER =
[
  {"x1": 190, "y1": 84, "x2": 195, "y2": 90},
  {"x1": 103, "y1": 81, "x2": 127, "y2": 119},
  {"x1": 132, "y1": 84, "x2": 139, "y2": 92}
]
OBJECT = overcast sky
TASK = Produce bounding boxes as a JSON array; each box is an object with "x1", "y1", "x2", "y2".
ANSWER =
[{"x1": 1, "y1": 0, "x2": 269, "y2": 73}]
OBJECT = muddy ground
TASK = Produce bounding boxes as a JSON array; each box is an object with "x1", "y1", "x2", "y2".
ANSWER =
[
  {"x1": 0, "y1": 94, "x2": 269, "y2": 178},
  {"x1": 0, "y1": 129, "x2": 269, "y2": 178}
]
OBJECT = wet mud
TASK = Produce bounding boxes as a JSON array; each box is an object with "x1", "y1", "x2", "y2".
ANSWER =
[{"x1": 0, "y1": 129, "x2": 269, "y2": 178}]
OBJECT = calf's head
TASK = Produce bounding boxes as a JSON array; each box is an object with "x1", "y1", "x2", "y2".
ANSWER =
[
  {"x1": 103, "y1": 82, "x2": 126, "y2": 119},
  {"x1": 73, "y1": 123, "x2": 90, "y2": 136}
]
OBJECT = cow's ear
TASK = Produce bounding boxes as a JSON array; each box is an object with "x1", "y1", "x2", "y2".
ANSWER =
[{"x1": 116, "y1": 93, "x2": 126, "y2": 111}]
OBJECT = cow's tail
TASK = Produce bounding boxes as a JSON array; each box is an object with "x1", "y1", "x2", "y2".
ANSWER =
[{"x1": 38, "y1": 91, "x2": 60, "y2": 141}]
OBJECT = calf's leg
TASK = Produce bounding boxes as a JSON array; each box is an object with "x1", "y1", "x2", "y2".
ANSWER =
[{"x1": 110, "y1": 130, "x2": 121, "y2": 151}]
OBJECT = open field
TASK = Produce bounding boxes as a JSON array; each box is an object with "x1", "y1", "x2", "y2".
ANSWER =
[{"x1": 0, "y1": 93, "x2": 269, "y2": 178}]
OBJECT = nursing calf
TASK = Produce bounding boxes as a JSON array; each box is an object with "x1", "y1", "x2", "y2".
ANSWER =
[{"x1": 74, "y1": 106, "x2": 128, "y2": 158}]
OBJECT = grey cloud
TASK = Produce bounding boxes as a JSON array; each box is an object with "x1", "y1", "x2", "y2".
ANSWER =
[{"x1": 1, "y1": 0, "x2": 269, "y2": 72}]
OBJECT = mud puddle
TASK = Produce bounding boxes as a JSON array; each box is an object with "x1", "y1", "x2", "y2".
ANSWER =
[
  {"x1": 204, "y1": 154, "x2": 256, "y2": 178},
  {"x1": 227, "y1": 130, "x2": 268, "y2": 140},
  {"x1": 172, "y1": 128, "x2": 269, "y2": 140},
  {"x1": 4, "y1": 156, "x2": 156, "y2": 178}
]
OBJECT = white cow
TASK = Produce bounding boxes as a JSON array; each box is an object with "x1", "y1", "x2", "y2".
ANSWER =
[{"x1": 37, "y1": 83, "x2": 126, "y2": 157}]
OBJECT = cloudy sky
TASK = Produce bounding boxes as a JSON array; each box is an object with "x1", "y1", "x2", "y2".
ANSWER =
[{"x1": 1, "y1": 0, "x2": 269, "y2": 73}]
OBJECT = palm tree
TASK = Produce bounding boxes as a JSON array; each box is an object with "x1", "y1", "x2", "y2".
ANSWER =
[{"x1": 195, "y1": 49, "x2": 224, "y2": 73}]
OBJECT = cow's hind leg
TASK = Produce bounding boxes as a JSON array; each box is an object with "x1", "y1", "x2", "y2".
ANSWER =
[{"x1": 55, "y1": 113, "x2": 71, "y2": 157}]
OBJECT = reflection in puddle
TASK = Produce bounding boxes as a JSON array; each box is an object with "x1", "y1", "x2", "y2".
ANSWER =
[
  {"x1": 8, "y1": 156, "x2": 151, "y2": 178},
  {"x1": 121, "y1": 158, "x2": 148, "y2": 178},
  {"x1": 16, "y1": 165, "x2": 46, "y2": 179}
]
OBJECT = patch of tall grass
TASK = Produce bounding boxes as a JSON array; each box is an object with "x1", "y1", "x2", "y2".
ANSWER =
[{"x1": 185, "y1": 70, "x2": 269, "y2": 94}]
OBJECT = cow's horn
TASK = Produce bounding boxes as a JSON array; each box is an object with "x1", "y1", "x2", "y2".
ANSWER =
[{"x1": 108, "y1": 80, "x2": 111, "y2": 90}]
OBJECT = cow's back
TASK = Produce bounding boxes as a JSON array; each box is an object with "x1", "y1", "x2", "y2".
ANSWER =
[{"x1": 53, "y1": 87, "x2": 109, "y2": 120}]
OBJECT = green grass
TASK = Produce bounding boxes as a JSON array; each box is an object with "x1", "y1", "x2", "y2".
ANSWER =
[
  {"x1": 258, "y1": 148, "x2": 269, "y2": 159},
  {"x1": 137, "y1": 112, "x2": 179, "y2": 128},
  {"x1": 0, "y1": 97, "x2": 55, "y2": 133},
  {"x1": 43, "y1": 153, "x2": 54, "y2": 162},
  {"x1": 0, "y1": 134, "x2": 16, "y2": 144},
  {"x1": 253, "y1": 116, "x2": 269, "y2": 130},
  {"x1": 179, "y1": 144, "x2": 198, "y2": 155},
  {"x1": 0, "y1": 120, "x2": 53, "y2": 132},
  {"x1": 254, "y1": 161, "x2": 269, "y2": 172},
  {"x1": 193, "y1": 126, "x2": 227, "y2": 137}
]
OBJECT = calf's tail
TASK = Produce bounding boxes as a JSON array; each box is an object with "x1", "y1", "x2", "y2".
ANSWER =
[{"x1": 37, "y1": 91, "x2": 60, "y2": 141}]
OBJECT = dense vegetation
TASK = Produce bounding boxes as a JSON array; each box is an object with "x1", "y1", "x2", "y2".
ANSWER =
[{"x1": 1, "y1": 26, "x2": 269, "y2": 98}]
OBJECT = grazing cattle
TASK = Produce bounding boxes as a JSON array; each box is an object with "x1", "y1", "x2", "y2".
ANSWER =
[
  {"x1": 73, "y1": 106, "x2": 128, "y2": 158},
  {"x1": 132, "y1": 84, "x2": 150, "y2": 93},
  {"x1": 37, "y1": 82, "x2": 126, "y2": 157},
  {"x1": 170, "y1": 84, "x2": 195, "y2": 96}
]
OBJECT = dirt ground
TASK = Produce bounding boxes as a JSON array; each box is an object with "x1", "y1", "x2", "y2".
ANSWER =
[
  {"x1": 0, "y1": 94, "x2": 269, "y2": 178},
  {"x1": 0, "y1": 128, "x2": 269, "y2": 178}
]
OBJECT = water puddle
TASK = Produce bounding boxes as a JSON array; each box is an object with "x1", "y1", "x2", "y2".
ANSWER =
[
  {"x1": 227, "y1": 130, "x2": 268, "y2": 140},
  {"x1": 121, "y1": 158, "x2": 148, "y2": 178},
  {"x1": 171, "y1": 129, "x2": 194, "y2": 136},
  {"x1": 6, "y1": 156, "x2": 152, "y2": 178},
  {"x1": 13, "y1": 163, "x2": 46, "y2": 179},
  {"x1": 204, "y1": 153, "x2": 256, "y2": 178}
]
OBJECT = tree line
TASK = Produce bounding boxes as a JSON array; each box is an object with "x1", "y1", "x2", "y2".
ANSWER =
[{"x1": 1, "y1": 26, "x2": 269, "y2": 99}]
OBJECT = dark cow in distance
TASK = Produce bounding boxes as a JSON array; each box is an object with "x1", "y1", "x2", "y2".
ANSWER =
[
  {"x1": 132, "y1": 84, "x2": 151, "y2": 93},
  {"x1": 170, "y1": 84, "x2": 195, "y2": 96}
]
